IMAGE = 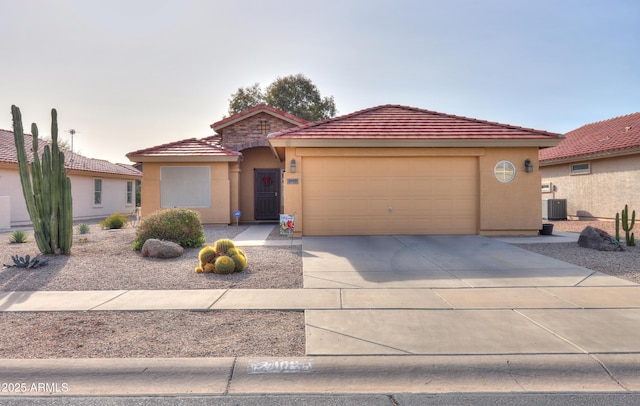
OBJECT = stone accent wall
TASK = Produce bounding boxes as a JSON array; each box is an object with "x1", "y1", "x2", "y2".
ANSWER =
[{"x1": 219, "y1": 112, "x2": 299, "y2": 151}]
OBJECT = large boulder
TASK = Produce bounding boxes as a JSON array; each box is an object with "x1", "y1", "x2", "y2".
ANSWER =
[
  {"x1": 141, "y1": 239, "x2": 184, "y2": 258},
  {"x1": 577, "y1": 226, "x2": 624, "y2": 251}
]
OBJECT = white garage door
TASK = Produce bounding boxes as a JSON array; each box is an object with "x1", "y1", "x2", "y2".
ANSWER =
[{"x1": 302, "y1": 156, "x2": 478, "y2": 235}]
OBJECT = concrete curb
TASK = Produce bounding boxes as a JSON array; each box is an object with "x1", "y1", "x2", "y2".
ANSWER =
[{"x1": 1, "y1": 354, "x2": 638, "y2": 396}]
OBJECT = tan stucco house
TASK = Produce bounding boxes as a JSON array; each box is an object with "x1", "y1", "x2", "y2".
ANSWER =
[
  {"x1": 129, "y1": 104, "x2": 561, "y2": 236},
  {"x1": 540, "y1": 112, "x2": 640, "y2": 220},
  {"x1": 0, "y1": 129, "x2": 142, "y2": 229},
  {"x1": 126, "y1": 104, "x2": 308, "y2": 224}
]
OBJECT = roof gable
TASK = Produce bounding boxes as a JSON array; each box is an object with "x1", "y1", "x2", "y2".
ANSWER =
[
  {"x1": 539, "y1": 112, "x2": 640, "y2": 163},
  {"x1": 268, "y1": 104, "x2": 561, "y2": 140},
  {"x1": 210, "y1": 104, "x2": 309, "y2": 131},
  {"x1": 126, "y1": 135, "x2": 241, "y2": 162},
  {"x1": 0, "y1": 129, "x2": 141, "y2": 178}
]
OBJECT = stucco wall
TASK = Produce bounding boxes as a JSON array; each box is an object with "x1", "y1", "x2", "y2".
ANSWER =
[
  {"x1": 281, "y1": 146, "x2": 543, "y2": 236},
  {"x1": 479, "y1": 148, "x2": 543, "y2": 234},
  {"x1": 540, "y1": 155, "x2": 640, "y2": 219},
  {"x1": 140, "y1": 162, "x2": 231, "y2": 224}
]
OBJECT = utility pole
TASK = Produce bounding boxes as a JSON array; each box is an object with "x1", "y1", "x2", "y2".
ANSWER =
[{"x1": 68, "y1": 129, "x2": 76, "y2": 152}]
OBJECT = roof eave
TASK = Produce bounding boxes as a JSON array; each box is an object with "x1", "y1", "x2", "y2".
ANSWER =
[
  {"x1": 127, "y1": 155, "x2": 241, "y2": 163},
  {"x1": 67, "y1": 169, "x2": 143, "y2": 179},
  {"x1": 540, "y1": 146, "x2": 640, "y2": 166},
  {"x1": 268, "y1": 138, "x2": 563, "y2": 149}
]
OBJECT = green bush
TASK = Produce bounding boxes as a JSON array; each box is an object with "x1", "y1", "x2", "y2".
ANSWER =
[
  {"x1": 9, "y1": 229, "x2": 28, "y2": 244},
  {"x1": 101, "y1": 213, "x2": 128, "y2": 230},
  {"x1": 132, "y1": 208, "x2": 205, "y2": 251},
  {"x1": 77, "y1": 223, "x2": 91, "y2": 235}
]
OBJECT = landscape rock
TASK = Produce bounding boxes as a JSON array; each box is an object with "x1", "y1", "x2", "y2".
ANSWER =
[
  {"x1": 577, "y1": 226, "x2": 624, "y2": 251},
  {"x1": 141, "y1": 239, "x2": 184, "y2": 258}
]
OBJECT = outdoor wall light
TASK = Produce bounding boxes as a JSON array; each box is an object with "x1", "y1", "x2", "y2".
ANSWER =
[
  {"x1": 290, "y1": 159, "x2": 297, "y2": 173},
  {"x1": 524, "y1": 159, "x2": 534, "y2": 173}
]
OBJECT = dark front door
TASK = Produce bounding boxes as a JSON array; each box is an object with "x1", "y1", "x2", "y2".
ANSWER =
[{"x1": 254, "y1": 169, "x2": 280, "y2": 220}]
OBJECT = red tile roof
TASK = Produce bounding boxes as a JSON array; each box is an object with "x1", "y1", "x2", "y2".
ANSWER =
[
  {"x1": 126, "y1": 135, "x2": 241, "y2": 160},
  {"x1": 210, "y1": 104, "x2": 309, "y2": 130},
  {"x1": 268, "y1": 104, "x2": 562, "y2": 140},
  {"x1": 1, "y1": 129, "x2": 141, "y2": 178},
  {"x1": 539, "y1": 112, "x2": 640, "y2": 163}
]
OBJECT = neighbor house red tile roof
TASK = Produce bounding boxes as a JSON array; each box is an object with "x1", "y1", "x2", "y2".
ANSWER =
[
  {"x1": 268, "y1": 104, "x2": 561, "y2": 140},
  {"x1": 126, "y1": 135, "x2": 241, "y2": 161},
  {"x1": 0, "y1": 129, "x2": 141, "y2": 178},
  {"x1": 210, "y1": 103, "x2": 309, "y2": 130},
  {"x1": 539, "y1": 112, "x2": 640, "y2": 164}
]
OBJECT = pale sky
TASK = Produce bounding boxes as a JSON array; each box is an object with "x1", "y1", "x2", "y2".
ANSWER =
[{"x1": 1, "y1": 0, "x2": 638, "y2": 164}]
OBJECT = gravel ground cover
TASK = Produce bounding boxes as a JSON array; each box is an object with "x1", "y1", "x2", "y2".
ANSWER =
[
  {"x1": 514, "y1": 220, "x2": 640, "y2": 284},
  {"x1": 0, "y1": 220, "x2": 637, "y2": 359},
  {"x1": 0, "y1": 224, "x2": 305, "y2": 358},
  {"x1": 0, "y1": 224, "x2": 303, "y2": 291}
]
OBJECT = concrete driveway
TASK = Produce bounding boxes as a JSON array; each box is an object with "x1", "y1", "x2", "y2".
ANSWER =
[{"x1": 302, "y1": 235, "x2": 640, "y2": 358}]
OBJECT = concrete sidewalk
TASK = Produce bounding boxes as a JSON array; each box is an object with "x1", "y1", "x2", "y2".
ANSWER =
[
  {"x1": 2, "y1": 227, "x2": 640, "y2": 396},
  {"x1": 233, "y1": 224, "x2": 302, "y2": 246}
]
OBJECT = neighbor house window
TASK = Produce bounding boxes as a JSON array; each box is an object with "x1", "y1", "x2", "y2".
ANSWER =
[
  {"x1": 571, "y1": 163, "x2": 590, "y2": 175},
  {"x1": 126, "y1": 181, "x2": 133, "y2": 205},
  {"x1": 94, "y1": 179, "x2": 102, "y2": 205},
  {"x1": 160, "y1": 166, "x2": 210, "y2": 208}
]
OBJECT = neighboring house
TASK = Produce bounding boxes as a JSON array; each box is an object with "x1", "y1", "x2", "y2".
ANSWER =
[
  {"x1": 129, "y1": 104, "x2": 561, "y2": 236},
  {"x1": 126, "y1": 104, "x2": 308, "y2": 224},
  {"x1": 539, "y1": 112, "x2": 640, "y2": 220},
  {"x1": 0, "y1": 129, "x2": 142, "y2": 228}
]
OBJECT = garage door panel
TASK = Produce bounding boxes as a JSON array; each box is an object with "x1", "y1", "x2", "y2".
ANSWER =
[
  {"x1": 389, "y1": 179, "x2": 412, "y2": 195},
  {"x1": 302, "y1": 156, "x2": 477, "y2": 235},
  {"x1": 348, "y1": 179, "x2": 389, "y2": 196}
]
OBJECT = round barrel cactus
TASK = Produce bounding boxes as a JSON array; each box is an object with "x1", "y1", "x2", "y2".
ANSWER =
[
  {"x1": 213, "y1": 239, "x2": 235, "y2": 255},
  {"x1": 227, "y1": 248, "x2": 247, "y2": 272},
  {"x1": 214, "y1": 255, "x2": 235, "y2": 274},
  {"x1": 198, "y1": 246, "x2": 217, "y2": 266}
]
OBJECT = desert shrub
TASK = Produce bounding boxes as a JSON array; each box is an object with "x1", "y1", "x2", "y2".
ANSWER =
[
  {"x1": 132, "y1": 208, "x2": 205, "y2": 251},
  {"x1": 77, "y1": 223, "x2": 91, "y2": 234},
  {"x1": 9, "y1": 229, "x2": 28, "y2": 243},
  {"x1": 101, "y1": 213, "x2": 128, "y2": 230}
]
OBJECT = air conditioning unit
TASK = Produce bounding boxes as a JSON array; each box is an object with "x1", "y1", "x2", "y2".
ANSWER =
[{"x1": 542, "y1": 199, "x2": 567, "y2": 220}]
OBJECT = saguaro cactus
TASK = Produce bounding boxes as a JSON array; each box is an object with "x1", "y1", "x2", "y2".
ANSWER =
[
  {"x1": 621, "y1": 204, "x2": 636, "y2": 247},
  {"x1": 11, "y1": 105, "x2": 73, "y2": 255}
]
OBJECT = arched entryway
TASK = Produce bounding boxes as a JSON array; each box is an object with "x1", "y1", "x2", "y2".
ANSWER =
[{"x1": 238, "y1": 147, "x2": 284, "y2": 222}]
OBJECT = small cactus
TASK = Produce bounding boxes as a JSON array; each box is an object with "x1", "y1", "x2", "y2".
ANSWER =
[
  {"x1": 621, "y1": 204, "x2": 636, "y2": 246},
  {"x1": 203, "y1": 263, "x2": 216, "y2": 273},
  {"x1": 5, "y1": 254, "x2": 49, "y2": 269},
  {"x1": 195, "y1": 266, "x2": 204, "y2": 273},
  {"x1": 213, "y1": 238, "x2": 235, "y2": 255},
  {"x1": 227, "y1": 247, "x2": 247, "y2": 272},
  {"x1": 198, "y1": 246, "x2": 217, "y2": 266},
  {"x1": 214, "y1": 255, "x2": 235, "y2": 274}
]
